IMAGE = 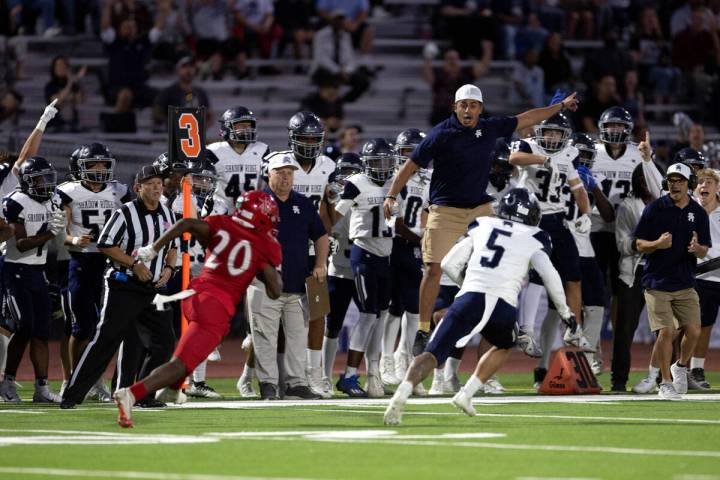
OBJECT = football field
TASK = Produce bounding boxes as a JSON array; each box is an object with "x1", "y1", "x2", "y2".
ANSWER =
[{"x1": 1, "y1": 373, "x2": 720, "y2": 480}]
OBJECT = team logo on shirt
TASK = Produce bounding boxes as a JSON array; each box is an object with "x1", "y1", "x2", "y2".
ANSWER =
[
  {"x1": 688, "y1": 212, "x2": 695, "y2": 223},
  {"x1": 475, "y1": 129, "x2": 483, "y2": 138},
  {"x1": 293, "y1": 206, "x2": 300, "y2": 214}
]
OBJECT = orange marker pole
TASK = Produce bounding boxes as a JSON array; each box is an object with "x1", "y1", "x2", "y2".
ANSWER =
[{"x1": 181, "y1": 175, "x2": 192, "y2": 336}]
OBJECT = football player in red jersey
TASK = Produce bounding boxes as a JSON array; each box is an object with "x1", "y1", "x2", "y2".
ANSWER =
[{"x1": 111, "y1": 191, "x2": 283, "y2": 428}]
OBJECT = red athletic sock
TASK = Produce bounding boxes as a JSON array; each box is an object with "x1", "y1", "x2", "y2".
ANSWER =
[{"x1": 129, "y1": 382, "x2": 148, "y2": 402}]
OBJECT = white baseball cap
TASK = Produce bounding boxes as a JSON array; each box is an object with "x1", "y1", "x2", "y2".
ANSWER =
[
  {"x1": 268, "y1": 154, "x2": 300, "y2": 171},
  {"x1": 454, "y1": 84, "x2": 483, "y2": 104},
  {"x1": 666, "y1": 162, "x2": 693, "y2": 181}
]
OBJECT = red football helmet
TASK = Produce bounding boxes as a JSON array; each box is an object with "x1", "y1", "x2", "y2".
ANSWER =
[{"x1": 233, "y1": 190, "x2": 280, "y2": 234}]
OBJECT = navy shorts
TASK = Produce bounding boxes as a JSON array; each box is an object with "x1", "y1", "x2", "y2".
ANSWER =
[
  {"x1": 580, "y1": 257, "x2": 605, "y2": 307},
  {"x1": 389, "y1": 239, "x2": 423, "y2": 316},
  {"x1": 426, "y1": 292, "x2": 517, "y2": 365},
  {"x1": 434, "y1": 284, "x2": 460, "y2": 312},
  {"x1": 537, "y1": 212, "x2": 581, "y2": 283},
  {"x1": 350, "y1": 245, "x2": 391, "y2": 315},
  {"x1": 325, "y1": 275, "x2": 359, "y2": 338},
  {"x1": 3, "y1": 263, "x2": 52, "y2": 341},
  {"x1": 696, "y1": 279, "x2": 720, "y2": 327},
  {"x1": 68, "y1": 253, "x2": 108, "y2": 340}
]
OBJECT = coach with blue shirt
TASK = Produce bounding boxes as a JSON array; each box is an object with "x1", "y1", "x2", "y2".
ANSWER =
[
  {"x1": 634, "y1": 163, "x2": 710, "y2": 400},
  {"x1": 250, "y1": 153, "x2": 329, "y2": 400},
  {"x1": 382, "y1": 84, "x2": 580, "y2": 347}
]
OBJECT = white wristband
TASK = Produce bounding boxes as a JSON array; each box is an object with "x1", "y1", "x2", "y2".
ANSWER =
[
  {"x1": 71, "y1": 237, "x2": 80, "y2": 246},
  {"x1": 35, "y1": 120, "x2": 48, "y2": 132}
]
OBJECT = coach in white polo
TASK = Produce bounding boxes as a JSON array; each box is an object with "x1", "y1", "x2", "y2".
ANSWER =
[
  {"x1": 382, "y1": 84, "x2": 580, "y2": 351},
  {"x1": 250, "y1": 154, "x2": 329, "y2": 400}
]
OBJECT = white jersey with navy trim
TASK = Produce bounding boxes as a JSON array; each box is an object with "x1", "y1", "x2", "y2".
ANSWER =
[
  {"x1": 591, "y1": 142, "x2": 642, "y2": 233},
  {"x1": 3, "y1": 191, "x2": 58, "y2": 265},
  {"x1": 335, "y1": 173, "x2": 404, "y2": 258},
  {"x1": 56, "y1": 180, "x2": 130, "y2": 254},
  {"x1": 209, "y1": 140, "x2": 268, "y2": 215},
  {"x1": 486, "y1": 177, "x2": 517, "y2": 208},
  {"x1": 513, "y1": 139, "x2": 579, "y2": 215},
  {"x1": 169, "y1": 191, "x2": 206, "y2": 273},
  {"x1": 400, "y1": 169, "x2": 431, "y2": 237},
  {"x1": 265, "y1": 151, "x2": 335, "y2": 210},
  {"x1": 328, "y1": 213, "x2": 353, "y2": 279},
  {"x1": 698, "y1": 204, "x2": 720, "y2": 283}
]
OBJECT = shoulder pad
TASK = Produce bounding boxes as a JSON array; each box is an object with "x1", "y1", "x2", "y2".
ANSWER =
[{"x1": 532, "y1": 230, "x2": 553, "y2": 256}]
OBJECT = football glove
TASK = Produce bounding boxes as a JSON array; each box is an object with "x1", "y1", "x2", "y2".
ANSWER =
[
  {"x1": 36, "y1": 99, "x2": 58, "y2": 132},
  {"x1": 574, "y1": 213, "x2": 592, "y2": 235},
  {"x1": 577, "y1": 165, "x2": 597, "y2": 191},
  {"x1": 136, "y1": 245, "x2": 158, "y2": 262}
]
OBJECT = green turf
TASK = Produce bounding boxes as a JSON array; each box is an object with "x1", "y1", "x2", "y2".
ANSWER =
[{"x1": 1, "y1": 372, "x2": 719, "y2": 480}]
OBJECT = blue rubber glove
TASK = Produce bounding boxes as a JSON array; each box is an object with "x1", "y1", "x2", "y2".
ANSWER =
[
  {"x1": 549, "y1": 89, "x2": 566, "y2": 107},
  {"x1": 577, "y1": 165, "x2": 597, "y2": 191}
]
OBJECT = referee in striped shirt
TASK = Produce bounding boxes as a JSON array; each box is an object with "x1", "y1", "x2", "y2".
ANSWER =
[{"x1": 61, "y1": 165, "x2": 178, "y2": 409}]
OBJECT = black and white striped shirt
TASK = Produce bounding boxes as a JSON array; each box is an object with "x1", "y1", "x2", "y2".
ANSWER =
[{"x1": 97, "y1": 198, "x2": 178, "y2": 283}]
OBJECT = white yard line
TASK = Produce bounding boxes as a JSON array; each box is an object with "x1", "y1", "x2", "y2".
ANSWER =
[{"x1": 0, "y1": 468, "x2": 318, "y2": 480}]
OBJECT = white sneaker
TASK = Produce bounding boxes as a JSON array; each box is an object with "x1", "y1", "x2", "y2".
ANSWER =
[
  {"x1": 671, "y1": 362, "x2": 689, "y2": 395},
  {"x1": 563, "y1": 326, "x2": 594, "y2": 352},
  {"x1": 307, "y1": 366, "x2": 331, "y2": 398},
  {"x1": 516, "y1": 329, "x2": 542, "y2": 358},
  {"x1": 86, "y1": 378, "x2": 112, "y2": 402},
  {"x1": 483, "y1": 375, "x2": 505, "y2": 395},
  {"x1": 33, "y1": 386, "x2": 61, "y2": 403},
  {"x1": 113, "y1": 388, "x2": 135, "y2": 428},
  {"x1": 321, "y1": 376, "x2": 335, "y2": 397},
  {"x1": 412, "y1": 381, "x2": 427, "y2": 397},
  {"x1": 658, "y1": 382, "x2": 682, "y2": 401},
  {"x1": 365, "y1": 373, "x2": 384, "y2": 398},
  {"x1": 451, "y1": 389, "x2": 476, "y2": 416},
  {"x1": 187, "y1": 381, "x2": 221, "y2": 399},
  {"x1": 444, "y1": 373, "x2": 461, "y2": 394},
  {"x1": 156, "y1": 387, "x2": 187, "y2": 404},
  {"x1": 393, "y1": 350, "x2": 409, "y2": 380},
  {"x1": 207, "y1": 347, "x2": 221, "y2": 362},
  {"x1": 428, "y1": 371, "x2": 445, "y2": 396},
  {"x1": 0, "y1": 379, "x2": 21, "y2": 402},
  {"x1": 383, "y1": 394, "x2": 406, "y2": 425},
  {"x1": 632, "y1": 375, "x2": 658, "y2": 394},
  {"x1": 236, "y1": 375, "x2": 258, "y2": 398},
  {"x1": 380, "y1": 355, "x2": 400, "y2": 385}
]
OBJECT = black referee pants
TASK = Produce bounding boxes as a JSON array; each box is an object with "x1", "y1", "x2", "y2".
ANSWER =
[
  {"x1": 611, "y1": 266, "x2": 646, "y2": 388},
  {"x1": 63, "y1": 277, "x2": 174, "y2": 404}
]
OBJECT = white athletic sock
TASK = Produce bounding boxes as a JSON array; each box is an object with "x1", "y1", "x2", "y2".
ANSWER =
[
  {"x1": 395, "y1": 380, "x2": 413, "y2": 402},
  {"x1": 445, "y1": 357, "x2": 461, "y2": 379},
  {"x1": 582, "y1": 305, "x2": 604, "y2": 364},
  {"x1": 367, "y1": 359, "x2": 380, "y2": 376},
  {"x1": 345, "y1": 366, "x2": 358, "y2": 377},
  {"x1": 307, "y1": 349, "x2": 322, "y2": 369},
  {"x1": 322, "y1": 337, "x2": 338, "y2": 380},
  {"x1": 433, "y1": 368, "x2": 444, "y2": 382},
  {"x1": 463, "y1": 375, "x2": 484, "y2": 397},
  {"x1": 192, "y1": 360, "x2": 207, "y2": 383},
  {"x1": 690, "y1": 357, "x2": 705, "y2": 370},
  {"x1": 349, "y1": 312, "x2": 379, "y2": 352},
  {"x1": 648, "y1": 365, "x2": 660, "y2": 379},
  {"x1": 403, "y1": 312, "x2": 419, "y2": 354},
  {"x1": 382, "y1": 312, "x2": 401, "y2": 354},
  {"x1": 367, "y1": 314, "x2": 384, "y2": 359},
  {"x1": 539, "y1": 310, "x2": 560, "y2": 370},
  {"x1": 519, "y1": 283, "x2": 545, "y2": 335}
]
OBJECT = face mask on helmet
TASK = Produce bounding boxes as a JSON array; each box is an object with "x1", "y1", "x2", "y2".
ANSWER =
[
  {"x1": 23, "y1": 170, "x2": 57, "y2": 200},
  {"x1": 364, "y1": 154, "x2": 396, "y2": 182},
  {"x1": 575, "y1": 147, "x2": 596, "y2": 169},
  {"x1": 290, "y1": 133, "x2": 324, "y2": 161},
  {"x1": 226, "y1": 120, "x2": 257, "y2": 144},
  {"x1": 534, "y1": 125, "x2": 570, "y2": 153},
  {"x1": 191, "y1": 171, "x2": 216, "y2": 198},
  {"x1": 79, "y1": 158, "x2": 115, "y2": 183},
  {"x1": 599, "y1": 121, "x2": 632, "y2": 145},
  {"x1": 394, "y1": 146, "x2": 415, "y2": 167},
  {"x1": 489, "y1": 158, "x2": 513, "y2": 191}
]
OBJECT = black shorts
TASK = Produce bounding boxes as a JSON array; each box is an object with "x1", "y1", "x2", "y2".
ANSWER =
[
  {"x1": 696, "y1": 279, "x2": 720, "y2": 327},
  {"x1": 580, "y1": 257, "x2": 606, "y2": 307}
]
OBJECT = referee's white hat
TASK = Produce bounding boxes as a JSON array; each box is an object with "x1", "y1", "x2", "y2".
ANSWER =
[{"x1": 454, "y1": 84, "x2": 483, "y2": 104}]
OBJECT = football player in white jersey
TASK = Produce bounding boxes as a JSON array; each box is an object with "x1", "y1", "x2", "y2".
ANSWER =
[
  {"x1": 0, "y1": 157, "x2": 67, "y2": 403},
  {"x1": 320, "y1": 153, "x2": 364, "y2": 395},
  {"x1": 384, "y1": 188, "x2": 576, "y2": 425},
  {"x1": 510, "y1": 113, "x2": 592, "y2": 385},
  {"x1": 382, "y1": 128, "x2": 429, "y2": 389},
  {"x1": 689, "y1": 167, "x2": 720, "y2": 390},
  {"x1": 208, "y1": 107, "x2": 269, "y2": 215},
  {"x1": 55, "y1": 143, "x2": 130, "y2": 401},
  {"x1": 334, "y1": 138, "x2": 407, "y2": 397},
  {"x1": 264, "y1": 111, "x2": 336, "y2": 397}
]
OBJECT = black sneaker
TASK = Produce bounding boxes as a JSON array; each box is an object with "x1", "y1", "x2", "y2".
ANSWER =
[
  {"x1": 259, "y1": 382, "x2": 280, "y2": 400},
  {"x1": 284, "y1": 384, "x2": 321, "y2": 400},
  {"x1": 611, "y1": 383, "x2": 627, "y2": 392},
  {"x1": 412, "y1": 330, "x2": 431, "y2": 357},
  {"x1": 59, "y1": 399, "x2": 76, "y2": 409},
  {"x1": 533, "y1": 367, "x2": 547, "y2": 389},
  {"x1": 690, "y1": 368, "x2": 711, "y2": 390},
  {"x1": 136, "y1": 397, "x2": 166, "y2": 408}
]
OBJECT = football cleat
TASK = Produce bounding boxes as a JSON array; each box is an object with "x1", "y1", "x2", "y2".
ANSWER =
[
  {"x1": 33, "y1": 387, "x2": 61, "y2": 403},
  {"x1": 383, "y1": 395, "x2": 406, "y2": 426},
  {"x1": 336, "y1": 374, "x2": 367, "y2": 398},
  {"x1": 113, "y1": 388, "x2": 135, "y2": 428},
  {"x1": 0, "y1": 379, "x2": 21, "y2": 402},
  {"x1": 307, "y1": 367, "x2": 332, "y2": 399},
  {"x1": 689, "y1": 368, "x2": 710, "y2": 390},
  {"x1": 237, "y1": 374, "x2": 258, "y2": 398},
  {"x1": 412, "y1": 381, "x2": 427, "y2": 397},
  {"x1": 658, "y1": 382, "x2": 682, "y2": 401},
  {"x1": 365, "y1": 373, "x2": 385, "y2": 398},
  {"x1": 86, "y1": 378, "x2": 112, "y2": 402},
  {"x1": 321, "y1": 376, "x2": 335, "y2": 397},
  {"x1": 380, "y1": 355, "x2": 400, "y2": 386},
  {"x1": 284, "y1": 384, "x2": 321, "y2": 400},
  {"x1": 259, "y1": 382, "x2": 280, "y2": 400},
  {"x1": 187, "y1": 381, "x2": 221, "y2": 399},
  {"x1": 483, "y1": 375, "x2": 505, "y2": 395},
  {"x1": 451, "y1": 389, "x2": 477, "y2": 417},
  {"x1": 563, "y1": 325, "x2": 594, "y2": 352},
  {"x1": 516, "y1": 329, "x2": 542, "y2": 358},
  {"x1": 670, "y1": 362, "x2": 688, "y2": 395}
]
